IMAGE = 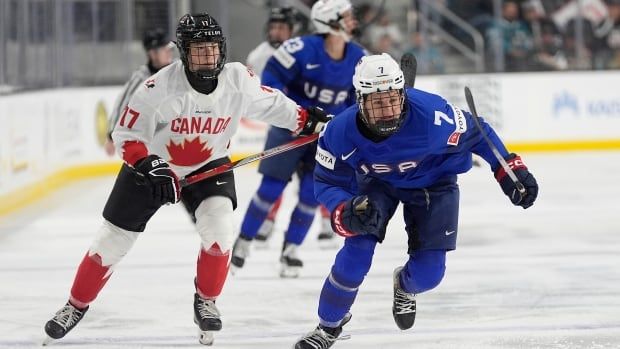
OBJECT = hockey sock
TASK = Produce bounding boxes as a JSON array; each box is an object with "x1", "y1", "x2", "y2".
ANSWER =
[
  {"x1": 318, "y1": 273, "x2": 358, "y2": 327},
  {"x1": 266, "y1": 196, "x2": 283, "y2": 220},
  {"x1": 318, "y1": 235, "x2": 377, "y2": 325},
  {"x1": 400, "y1": 249, "x2": 446, "y2": 294},
  {"x1": 284, "y1": 172, "x2": 318, "y2": 244},
  {"x1": 239, "y1": 176, "x2": 286, "y2": 239},
  {"x1": 284, "y1": 202, "x2": 316, "y2": 244},
  {"x1": 196, "y1": 243, "x2": 230, "y2": 299},
  {"x1": 70, "y1": 252, "x2": 113, "y2": 308}
]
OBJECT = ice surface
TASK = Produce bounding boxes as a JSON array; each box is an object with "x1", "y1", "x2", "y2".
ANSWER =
[{"x1": 0, "y1": 152, "x2": 619, "y2": 348}]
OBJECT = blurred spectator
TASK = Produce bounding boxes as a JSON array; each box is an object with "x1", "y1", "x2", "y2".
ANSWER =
[
  {"x1": 366, "y1": 11, "x2": 405, "y2": 56},
  {"x1": 605, "y1": 0, "x2": 620, "y2": 68},
  {"x1": 405, "y1": 32, "x2": 445, "y2": 74},
  {"x1": 486, "y1": 1, "x2": 535, "y2": 71},
  {"x1": 563, "y1": 17, "x2": 596, "y2": 69},
  {"x1": 530, "y1": 20, "x2": 569, "y2": 70},
  {"x1": 521, "y1": 1, "x2": 568, "y2": 70}
]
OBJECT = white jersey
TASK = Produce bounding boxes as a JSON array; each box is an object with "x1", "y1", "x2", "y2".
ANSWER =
[
  {"x1": 112, "y1": 60, "x2": 303, "y2": 178},
  {"x1": 246, "y1": 41, "x2": 276, "y2": 78},
  {"x1": 109, "y1": 64, "x2": 153, "y2": 133}
]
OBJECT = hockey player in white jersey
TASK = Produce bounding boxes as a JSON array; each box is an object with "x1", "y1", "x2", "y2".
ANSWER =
[
  {"x1": 104, "y1": 28, "x2": 175, "y2": 156},
  {"x1": 43, "y1": 12, "x2": 329, "y2": 346}
]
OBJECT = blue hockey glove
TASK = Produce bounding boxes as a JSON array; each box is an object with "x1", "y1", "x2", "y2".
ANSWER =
[
  {"x1": 331, "y1": 195, "x2": 382, "y2": 240},
  {"x1": 299, "y1": 106, "x2": 331, "y2": 135},
  {"x1": 494, "y1": 153, "x2": 538, "y2": 209},
  {"x1": 134, "y1": 155, "x2": 181, "y2": 205}
]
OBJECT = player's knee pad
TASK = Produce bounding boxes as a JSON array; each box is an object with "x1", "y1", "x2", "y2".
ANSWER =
[
  {"x1": 404, "y1": 249, "x2": 447, "y2": 293},
  {"x1": 256, "y1": 176, "x2": 287, "y2": 203},
  {"x1": 195, "y1": 196, "x2": 234, "y2": 252},
  {"x1": 331, "y1": 235, "x2": 377, "y2": 287},
  {"x1": 89, "y1": 220, "x2": 140, "y2": 267}
]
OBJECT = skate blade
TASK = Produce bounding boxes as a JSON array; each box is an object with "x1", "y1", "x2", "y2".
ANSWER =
[
  {"x1": 198, "y1": 329, "x2": 215, "y2": 345},
  {"x1": 42, "y1": 336, "x2": 55, "y2": 346},
  {"x1": 279, "y1": 265, "x2": 301, "y2": 278}
]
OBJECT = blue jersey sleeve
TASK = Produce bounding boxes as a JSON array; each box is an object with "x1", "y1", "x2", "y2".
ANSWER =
[
  {"x1": 261, "y1": 37, "x2": 304, "y2": 91},
  {"x1": 313, "y1": 125, "x2": 357, "y2": 212},
  {"x1": 421, "y1": 90, "x2": 509, "y2": 171}
]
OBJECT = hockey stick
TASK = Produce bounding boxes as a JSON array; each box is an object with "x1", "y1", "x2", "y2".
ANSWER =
[
  {"x1": 463, "y1": 86, "x2": 526, "y2": 197},
  {"x1": 400, "y1": 53, "x2": 417, "y2": 88},
  {"x1": 180, "y1": 133, "x2": 319, "y2": 187}
]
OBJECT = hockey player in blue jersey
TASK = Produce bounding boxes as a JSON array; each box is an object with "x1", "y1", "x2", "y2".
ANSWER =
[
  {"x1": 294, "y1": 53, "x2": 539, "y2": 348},
  {"x1": 231, "y1": 0, "x2": 366, "y2": 277}
]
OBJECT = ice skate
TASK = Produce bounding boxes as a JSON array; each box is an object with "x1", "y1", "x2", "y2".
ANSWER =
[
  {"x1": 280, "y1": 242, "x2": 303, "y2": 278},
  {"x1": 193, "y1": 293, "x2": 222, "y2": 345},
  {"x1": 43, "y1": 302, "x2": 88, "y2": 345},
  {"x1": 392, "y1": 267, "x2": 416, "y2": 330},
  {"x1": 317, "y1": 229, "x2": 338, "y2": 250},
  {"x1": 254, "y1": 219, "x2": 275, "y2": 249},
  {"x1": 230, "y1": 235, "x2": 252, "y2": 275},
  {"x1": 294, "y1": 313, "x2": 352, "y2": 349}
]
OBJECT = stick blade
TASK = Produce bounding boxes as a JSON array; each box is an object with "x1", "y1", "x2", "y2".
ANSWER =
[
  {"x1": 400, "y1": 53, "x2": 417, "y2": 88},
  {"x1": 463, "y1": 86, "x2": 478, "y2": 117}
]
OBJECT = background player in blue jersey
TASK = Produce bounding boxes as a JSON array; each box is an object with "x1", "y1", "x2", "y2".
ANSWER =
[
  {"x1": 231, "y1": 0, "x2": 366, "y2": 278},
  {"x1": 294, "y1": 53, "x2": 539, "y2": 348}
]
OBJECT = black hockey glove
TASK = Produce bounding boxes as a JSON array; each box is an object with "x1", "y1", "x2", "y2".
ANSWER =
[
  {"x1": 299, "y1": 106, "x2": 331, "y2": 136},
  {"x1": 494, "y1": 153, "x2": 538, "y2": 209},
  {"x1": 134, "y1": 155, "x2": 181, "y2": 205},
  {"x1": 331, "y1": 195, "x2": 383, "y2": 240}
]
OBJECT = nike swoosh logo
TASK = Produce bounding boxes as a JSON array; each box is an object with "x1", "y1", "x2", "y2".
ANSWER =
[
  {"x1": 216, "y1": 181, "x2": 227, "y2": 185},
  {"x1": 341, "y1": 148, "x2": 357, "y2": 161},
  {"x1": 445, "y1": 230, "x2": 456, "y2": 236},
  {"x1": 306, "y1": 63, "x2": 320, "y2": 69}
]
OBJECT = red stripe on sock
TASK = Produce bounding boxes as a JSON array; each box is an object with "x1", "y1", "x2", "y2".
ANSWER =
[
  {"x1": 70, "y1": 252, "x2": 112, "y2": 307},
  {"x1": 196, "y1": 243, "x2": 230, "y2": 299}
]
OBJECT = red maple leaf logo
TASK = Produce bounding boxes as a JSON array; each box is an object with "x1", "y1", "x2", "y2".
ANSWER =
[{"x1": 166, "y1": 137, "x2": 213, "y2": 166}]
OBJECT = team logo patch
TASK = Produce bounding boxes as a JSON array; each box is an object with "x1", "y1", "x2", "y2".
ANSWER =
[
  {"x1": 316, "y1": 146, "x2": 336, "y2": 170},
  {"x1": 145, "y1": 79, "x2": 155, "y2": 88},
  {"x1": 447, "y1": 104, "x2": 467, "y2": 146}
]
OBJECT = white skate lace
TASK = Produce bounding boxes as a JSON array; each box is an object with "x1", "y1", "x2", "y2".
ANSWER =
[
  {"x1": 394, "y1": 288, "x2": 416, "y2": 314},
  {"x1": 300, "y1": 327, "x2": 350, "y2": 349},
  {"x1": 196, "y1": 299, "x2": 220, "y2": 320},
  {"x1": 53, "y1": 304, "x2": 83, "y2": 329}
]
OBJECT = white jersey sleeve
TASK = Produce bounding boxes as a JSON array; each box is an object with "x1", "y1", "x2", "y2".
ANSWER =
[
  {"x1": 109, "y1": 65, "x2": 152, "y2": 134},
  {"x1": 229, "y1": 62, "x2": 303, "y2": 132},
  {"x1": 111, "y1": 75, "x2": 167, "y2": 164}
]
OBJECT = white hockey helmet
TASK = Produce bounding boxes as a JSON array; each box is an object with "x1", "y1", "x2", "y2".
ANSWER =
[
  {"x1": 311, "y1": 0, "x2": 354, "y2": 41},
  {"x1": 353, "y1": 53, "x2": 407, "y2": 137}
]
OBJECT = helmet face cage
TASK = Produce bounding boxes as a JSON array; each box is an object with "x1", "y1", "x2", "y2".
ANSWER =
[
  {"x1": 176, "y1": 13, "x2": 227, "y2": 80},
  {"x1": 353, "y1": 53, "x2": 407, "y2": 137},
  {"x1": 357, "y1": 89, "x2": 406, "y2": 137}
]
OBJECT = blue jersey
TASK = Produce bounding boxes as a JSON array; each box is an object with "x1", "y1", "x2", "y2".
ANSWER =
[
  {"x1": 314, "y1": 88, "x2": 509, "y2": 212},
  {"x1": 262, "y1": 35, "x2": 366, "y2": 115}
]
